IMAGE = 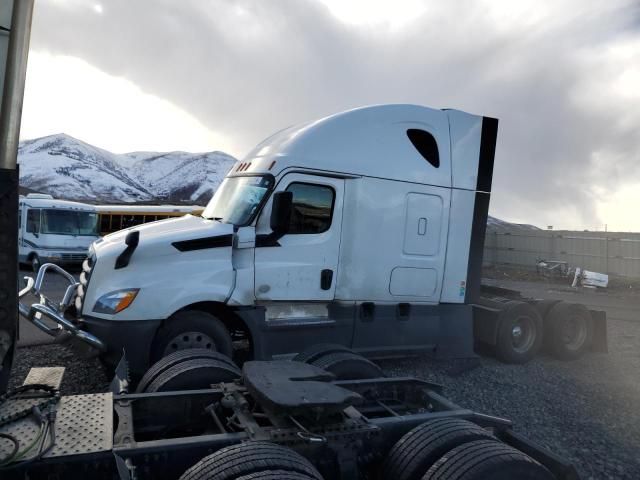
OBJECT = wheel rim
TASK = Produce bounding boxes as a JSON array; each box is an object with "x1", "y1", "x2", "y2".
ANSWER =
[
  {"x1": 163, "y1": 331, "x2": 216, "y2": 356},
  {"x1": 511, "y1": 316, "x2": 536, "y2": 353},
  {"x1": 561, "y1": 315, "x2": 588, "y2": 351}
]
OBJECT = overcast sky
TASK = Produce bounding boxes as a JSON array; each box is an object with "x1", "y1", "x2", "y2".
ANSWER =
[{"x1": 20, "y1": 0, "x2": 640, "y2": 231}]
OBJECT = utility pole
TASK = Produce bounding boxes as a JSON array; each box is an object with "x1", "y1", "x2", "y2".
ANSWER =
[{"x1": 0, "y1": 0, "x2": 35, "y2": 393}]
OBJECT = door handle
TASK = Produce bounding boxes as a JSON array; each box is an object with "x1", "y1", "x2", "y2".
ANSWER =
[{"x1": 320, "y1": 269, "x2": 333, "y2": 290}]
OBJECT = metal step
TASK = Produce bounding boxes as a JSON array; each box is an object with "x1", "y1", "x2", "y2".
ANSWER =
[{"x1": 22, "y1": 366, "x2": 65, "y2": 390}]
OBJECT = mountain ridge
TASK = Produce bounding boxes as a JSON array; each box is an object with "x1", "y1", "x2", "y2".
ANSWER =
[{"x1": 18, "y1": 133, "x2": 237, "y2": 204}]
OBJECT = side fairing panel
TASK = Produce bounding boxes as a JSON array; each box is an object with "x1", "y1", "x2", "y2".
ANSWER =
[
  {"x1": 335, "y1": 177, "x2": 450, "y2": 303},
  {"x1": 440, "y1": 188, "x2": 475, "y2": 303}
]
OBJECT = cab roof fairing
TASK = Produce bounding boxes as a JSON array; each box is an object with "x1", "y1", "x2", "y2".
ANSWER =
[{"x1": 229, "y1": 104, "x2": 485, "y2": 190}]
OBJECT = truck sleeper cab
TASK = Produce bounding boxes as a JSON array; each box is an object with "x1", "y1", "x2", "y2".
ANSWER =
[
  {"x1": 18, "y1": 194, "x2": 100, "y2": 271},
  {"x1": 66, "y1": 104, "x2": 499, "y2": 376}
]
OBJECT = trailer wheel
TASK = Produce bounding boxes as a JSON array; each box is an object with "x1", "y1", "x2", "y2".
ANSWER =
[
  {"x1": 423, "y1": 439, "x2": 554, "y2": 480},
  {"x1": 179, "y1": 441, "x2": 323, "y2": 480},
  {"x1": 151, "y1": 310, "x2": 233, "y2": 364},
  {"x1": 545, "y1": 302, "x2": 593, "y2": 361},
  {"x1": 495, "y1": 301, "x2": 543, "y2": 364},
  {"x1": 383, "y1": 418, "x2": 497, "y2": 480},
  {"x1": 143, "y1": 358, "x2": 241, "y2": 392},
  {"x1": 310, "y1": 351, "x2": 384, "y2": 380},
  {"x1": 136, "y1": 348, "x2": 238, "y2": 393},
  {"x1": 236, "y1": 471, "x2": 320, "y2": 480},
  {"x1": 293, "y1": 343, "x2": 354, "y2": 364}
]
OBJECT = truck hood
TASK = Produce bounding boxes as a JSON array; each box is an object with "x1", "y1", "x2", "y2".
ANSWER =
[
  {"x1": 84, "y1": 215, "x2": 237, "y2": 320},
  {"x1": 96, "y1": 214, "x2": 233, "y2": 259}
]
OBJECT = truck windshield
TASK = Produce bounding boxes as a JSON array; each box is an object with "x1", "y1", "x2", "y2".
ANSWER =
[
  {"x1": 202, "y1": 175, "x2": 274, "y2": 226},
  {"x1": 41, "y1": 209, "x2": 99, "y2": 236}
]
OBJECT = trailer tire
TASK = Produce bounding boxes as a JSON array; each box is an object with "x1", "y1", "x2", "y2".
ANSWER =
[
  {"x1": 423, "y1": 439, "x2": 554, "y2": 480},
  {"x1": 383, "y1": 418, "x2": 497, "y2": 480},
  {"x1": 495, "y1": 301, "x2": 543, "y2": 364},
  {"x1": 151, "y1": 310, "x2": 233, "y2": 364},
  {"x1": 544, "y1": 302, "x2": 593, "y2": 361},
  {"x1": 179, "y1": 441, "x2": 323, "y2": 480},
  {"x1": 236, "y1": 471, "x2": 320, "y2": 480},
  {"x1": 310, "y1": 351, "x2": 384, "y2": 380},
  {"x1": 136, "y1": 348, "x2": 238, "y2": 393},
  {"x1": 293, "y1": 343, "x2": 354, "y2": 364},
  {"x1": 143, "y1": 358, "x2": 241, "y2": 392}
]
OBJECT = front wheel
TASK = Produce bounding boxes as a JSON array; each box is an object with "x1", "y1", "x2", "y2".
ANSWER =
[
  {"x1": 150, "y1": 310, "x2": 233, "y2": 364},
  {"x1": 30, "y1": 254, "x2": 41, "y2": 273}
]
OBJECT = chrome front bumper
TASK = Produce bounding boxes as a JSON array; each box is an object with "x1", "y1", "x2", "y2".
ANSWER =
[{"x1": 18, "y1": 263, "x2": 107, "y2": 352}]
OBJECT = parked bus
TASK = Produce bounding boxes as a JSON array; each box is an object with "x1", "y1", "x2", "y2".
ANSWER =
[
  {"x1": 96, "y1": 204, "x2": 204, "y2": 236},
  {"x1": 18, "y1": 194, "x2": 99, "y2": 271}
]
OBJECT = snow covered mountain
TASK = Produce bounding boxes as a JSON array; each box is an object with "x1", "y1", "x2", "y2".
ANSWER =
[{"x1": 18, "y1": 134, "x2": 237, "y2": 204}]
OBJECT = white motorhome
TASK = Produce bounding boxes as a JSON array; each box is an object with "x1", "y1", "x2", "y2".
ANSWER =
[
  {"x1": 18, "y1": 194, "x2": 99, "y2": 270},
  {"x1": 20, "y1": 105, "x2": 603, "y2": 376}
]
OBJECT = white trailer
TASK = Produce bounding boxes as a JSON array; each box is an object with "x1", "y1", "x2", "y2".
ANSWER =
[
  {"x1": 18, "y1": 193, "x2": 99, "y2": 270},
  {"x1": 19, "y1": 104, "x2": 606, "y2": 376}
]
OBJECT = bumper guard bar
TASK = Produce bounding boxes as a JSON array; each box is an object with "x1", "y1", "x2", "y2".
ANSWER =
[{"x1": 18, "y1": 263, "x2": 107, "y2": 352}]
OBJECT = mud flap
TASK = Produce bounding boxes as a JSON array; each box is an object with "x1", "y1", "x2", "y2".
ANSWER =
[{"x1": 589, "y1": 309, "x2": 608, "y2": 353}]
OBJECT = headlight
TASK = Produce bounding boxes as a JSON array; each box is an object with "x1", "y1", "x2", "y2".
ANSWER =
[{"x1": 93, "y1": 289, "x2": 139, "y2": 314}]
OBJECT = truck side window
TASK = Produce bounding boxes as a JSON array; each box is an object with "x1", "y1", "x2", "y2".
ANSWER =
[
  {"x1": 26, "y1": 209, "x2": 40, "y2": 233},
  {"x1": 285, "y1": 183, "x2": 335, "y2": 234}
]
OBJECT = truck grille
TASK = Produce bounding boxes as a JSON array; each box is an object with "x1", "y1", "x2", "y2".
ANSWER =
[
  {"x1": 75, "y1": 255, "x2": 94, "y2": 313},
  {"x1": 61, "y1": 253, "x2": 87, "y2": 263}
]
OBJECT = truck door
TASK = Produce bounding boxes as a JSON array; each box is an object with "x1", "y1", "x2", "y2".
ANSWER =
[{"x1": 254, "y1": 174, "x2": 344, "y2": 301}]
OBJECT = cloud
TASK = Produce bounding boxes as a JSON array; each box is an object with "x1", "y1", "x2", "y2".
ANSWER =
[{"x1": 26, "y1": 0, "x2": 640, "y2": 230}]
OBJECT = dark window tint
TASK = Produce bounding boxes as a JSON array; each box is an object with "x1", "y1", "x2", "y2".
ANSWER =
[
  {"x1": 407, "y1": 129, "x2": 439, "y2": 168},
  {"x1": 111, "y1": 215, "x2": 122, "y2": 231},
  {"x1": 26, "y1": 209, "x2": 40, "y2": 233},
  {"x1": 122, "y1": 214, "x2": 145, "y2": 229},
  {"x1": 100, "y1": 214, "x2": 111, "y2": 234},
  {"x1": 285, "y1": 183, "x2": 335, "y2": 234}
]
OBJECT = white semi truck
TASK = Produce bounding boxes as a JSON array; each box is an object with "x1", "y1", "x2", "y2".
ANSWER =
[{"x1": 21, "y1": 104, "x2": 606, "y2": 376}]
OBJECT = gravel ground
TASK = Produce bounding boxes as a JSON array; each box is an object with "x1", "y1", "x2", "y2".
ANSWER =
[
  {"x1": 8, "y1": 282, "x2": 640, "y2": 480},
  {"x1": 379, "y1": 313, "x2": 640, "y2": 480}
]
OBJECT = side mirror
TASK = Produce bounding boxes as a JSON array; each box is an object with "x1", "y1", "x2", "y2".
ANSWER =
[{"x1": 270, "y1": 191, "x2": 292, "y2": 234}]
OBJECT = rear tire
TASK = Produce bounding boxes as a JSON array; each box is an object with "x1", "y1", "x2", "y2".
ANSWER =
[
  {"x1": 383, "y1": 418, "x2": 497, "y2": 480},
  {"x1": 309, "y1": 351, "x2": 384, "y2": 380},
  {"x1": 423, "y1": 439, "x2": 554, "y2": 480},
  {"x1": 143, "y1": 358, "x2": 241, "y2": 392},
  {"x1": 545, "y1": 302, "x2": 593, "y2": 360},
  {"x1": 495, "y1": 301, "x2": 543, "y2": 364},
  {"x1": 137, "y1": 348, "x2": 239, "y2": 392},
  {"x1": 179, "y1": 441, "x2": 323, "y2": 480},
  {"x1": 151, "y1": 310, "x2": 233, "y2": 364},
  {"x1": 236, "y1": 472, "x2": 319, "y2": 480}
]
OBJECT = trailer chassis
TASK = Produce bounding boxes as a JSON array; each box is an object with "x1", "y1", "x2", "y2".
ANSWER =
[{"x1": 0, "y1": 358, "x2": 579, "y2": 480}]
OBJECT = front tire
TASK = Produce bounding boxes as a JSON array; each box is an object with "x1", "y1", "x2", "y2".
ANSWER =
[
  {"x1": 30, "y1": 253, "x2": 41, "y2": 273},
  {"x1": 150, "y1": 310, "x2": 233, "y2": 364}
]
